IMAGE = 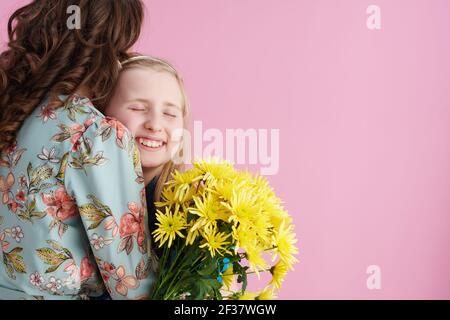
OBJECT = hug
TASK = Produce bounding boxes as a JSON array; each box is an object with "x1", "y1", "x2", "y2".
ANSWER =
[{"x1": 0, "y1": 0, "x2": 188, "y2": 299}]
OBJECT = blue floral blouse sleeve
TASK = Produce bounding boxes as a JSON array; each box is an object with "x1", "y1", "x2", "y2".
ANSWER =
[
  {"x1": 0, "y1": 94, "x2": 157, "y2": 300},
  {"x1": 61, "y1": 100, "x2": 157, "y2": 300}
]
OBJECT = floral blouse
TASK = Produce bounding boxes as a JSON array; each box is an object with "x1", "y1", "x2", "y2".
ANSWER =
[{"x1": 0, "y1": 94, "x2": 158, "y2": 300}]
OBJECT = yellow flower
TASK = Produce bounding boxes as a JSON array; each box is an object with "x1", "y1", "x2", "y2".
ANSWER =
[
  {"x1": 152, "y1": 206, "x2": 186, "y2": 248},
  {"x1": 249, "y1": 212, "x2": 272, "y2": 246},
  {"x1": 207, "y1": 178, "x2": 236, "y2": 202},
  {"x1": 238, "y1": 291, "x2": 258, "y2": 300},
  {"x1": 272, "y1": 221, "x2": 299, "y2": 269},
  {"x1": 155, "y1": 185, "x2": 176, "y2": 208},
  {"x1": 233, "y1": 170, "x2": 254, "y2": 186},
  {"x1": 231, "y1": 223, "x2": 263, "y2": 253},
  {"x1": 258, "y1": 197, "x2": 289, "y2": 229},
  {"x1": 168, "y1": 169, "x2": 203, "y2": 202},
  {"x1": 257, "y1": 286, "x2": 277, "y2": 300},
  {"x1": 269, "y1": 260, "x2": 289, "y2": 289},
  {"x1": 221, "y1": 264, "x2": 235, "y2": 291},
  {"x1": 188, "y1": 193, "x2": 229, "y2": 232},
  {"x1": 199, "y1": 229, "x2": 231, "y2": 257},
  {"x1": 194, "y1": 158, "x2": 236, "y2": 179},
  {"x1": 152, "y1": 159, "x2": 299, "y2": 300},
  {"x1": 245, "y1": 245, "x2": 269, "y2": 279},
  {"x1": 269, "y1": 211, "x2": 292, "y2": 231},
  {"x1": 223, "y1": 188, "x2": 259, "y2": 227},
  {"x1": 185, "y1": 221, "x2": 200, "y2": 245}
]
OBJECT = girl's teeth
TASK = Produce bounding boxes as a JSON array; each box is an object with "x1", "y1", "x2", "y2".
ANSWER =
[{"x1": 139, "y1": 138, "x2": 163, "y2": 148}]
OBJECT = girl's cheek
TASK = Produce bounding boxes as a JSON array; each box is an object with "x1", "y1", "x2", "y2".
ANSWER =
[{"x1": 168, "y1": 123, "x2": 185, "y2": 143}]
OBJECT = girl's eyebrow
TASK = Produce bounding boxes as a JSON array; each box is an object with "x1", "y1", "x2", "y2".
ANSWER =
[
  {"x1": 128, "y1": 98, "x2": 150, "y2": 105},
  {"x1": 129, "y1": 98, "x2": 181, "y2": 110},
  {"x1": 163, "y1": 102, "x2": 182, "y2": 110}
]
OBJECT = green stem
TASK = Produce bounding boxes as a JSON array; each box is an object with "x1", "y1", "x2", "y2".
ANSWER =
[
  {"x1": 163, "y1": 245, "x2": 212, "y2": 299},
  {"x1": 151, "y1": 244, "x2": 170, "y2": 299},
  {"x1": 156, "y1": 242, "x2": 186, "y2": 292},
  {"x1": 163, "y1": 246, "x2": 204, "y2": 299},
  {"x1": 229, "y1": 268, "x2": 272, "y2": 276}
]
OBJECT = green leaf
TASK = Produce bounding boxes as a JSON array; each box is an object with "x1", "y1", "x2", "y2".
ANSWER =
[
  {"x1": 116, "y1": 138, "x2": 124, "y2": 149},
  {"x1": 118, "y1": 236, "x2": 133, "y2": 255},
  {"x1": 55, "y1": 152, "x2": 70, "y2": 182},
  {"x1": 84, "y1": 154, "x2": 106, "y2": 166},
  {"x1": 45, "y1": 240, "x2": 63, "y2": 251},
  {"x1": 30, "y1": 165, "x2": 52, "y2": 186},
  {"x1": 51, "y1": 132, "x2": 70, "y2": 142},
  {"x1": 46, "y1": 240, "x2": 72, "y2": 260},
  {"x1": 62, "y1": 248, "x2": 73, "y2": 259},
  {"x1": 99, "y1": 126, "x2": 112, "y2": 142},
  {"x1": 132, "y1": 145, "x2": 140, "y2": 169},
  {"x1": 57, "y1": 124, "x2": 70, "y2": 133},
  {"x1": 68, "y1": 109, "x2": 76, "y2": 122},
  {"x1": 30, "y1": 211, "x2": 47, "y2": 219},
  {"x1": 234, "y1": 262, "x2": 248, "y2": 292},
  {"x1": 87, "y1": 219, "x2": 103, "y2": 230},
  {"x1": 79, "y1": 203, "x2": 107, "y2": 221},
  {"x1": 135, "y1": 257, "x2": 151, "y2": 280},
  {"x1": 45, "y1": 263, "x2": 63, "y2": 273},
  {"x1": 69, "y1": 159, "x2": 83, "y2": 169},
  {"x1": 58, "y1": 223, "x2": 68, "y2": 238},
  {"x1": 8, "y1": 247, "x2": 23, "y2": 254},
  {"x1": 17, "y1": 210, "x2": 31, "y2": 222},
  {"x1": 12, "y1": 148, "x2": 26, "y2": 167},
  {"x1": 187, "y1": 277, "x2": 222, "y2": 300},
  {"x1": 135, "y1": 175, "x2": 145, "y2": 184},
  {"x1": 3, "y1": 254, "x2": 15, "y2": 280},
  {"x1": 196, "y1": 256, "x2": 219, "y2": 276},
  {"x1": 27, "y1": 162, "x2": 33, "y2": 180},
  {"x1": 35, "y1": 248, "x2": 67, "y2": 266},
  {"x1": 36, "y1": 247, "x2": 57, "y2": 264},
  {"x1": 29, "y1": 198, "x2": 36, "y2": 211},
  {"x1": 93, "y1": 152, "x2": 107, "y2": 166},
  {"x1": 9, "y1": 253, "x2": 27, "y2": 273},
  {"x1": 82, "y1": 137, "x2": 92, "y2": 155},
  {"x1": 87, "y1": 195, "x2": 112, "y2": 215}
]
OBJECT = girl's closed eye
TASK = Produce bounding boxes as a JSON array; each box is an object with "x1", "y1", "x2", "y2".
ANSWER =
[
  {"x1": 163, "y1": 111, "x2": 177, "y2": 118},
  {"x1": 128, "y1": 105, "x2": 146, "y2": 111}
]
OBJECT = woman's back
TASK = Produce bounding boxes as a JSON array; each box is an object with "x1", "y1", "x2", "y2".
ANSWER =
[{"x1": 0, "y1": 94, "x2": 157, "y2": 299}]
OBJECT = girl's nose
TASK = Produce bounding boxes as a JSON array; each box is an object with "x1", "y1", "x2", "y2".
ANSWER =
[{"x1": 143, "y1": 117, "x2": 163, "y2": 132}]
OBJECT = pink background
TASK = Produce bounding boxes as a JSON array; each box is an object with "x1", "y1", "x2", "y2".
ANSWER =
[{"x1": 2, "y1": 0, "x2": 450, "y2": 299}]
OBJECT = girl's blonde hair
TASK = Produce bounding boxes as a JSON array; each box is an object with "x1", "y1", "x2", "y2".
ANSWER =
[{"x1": 119, "y1": 55, "x2": 190, "y2": 201}]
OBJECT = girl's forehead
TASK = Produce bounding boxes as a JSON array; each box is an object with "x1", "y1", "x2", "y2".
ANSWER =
[
  {"x1": 121, "y1": 66, "x2": 175, "y2": 79},
  {"x1": 119, "y1": 68, "x2": 179, "y2": 88},
  {"x1": 116, "y1": 68, "x2": 183, "y2": 108}
]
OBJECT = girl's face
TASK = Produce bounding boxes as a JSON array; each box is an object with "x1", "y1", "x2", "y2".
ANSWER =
[{"x1": 105, "y1": 67, "x2": 184, "y2": 174}]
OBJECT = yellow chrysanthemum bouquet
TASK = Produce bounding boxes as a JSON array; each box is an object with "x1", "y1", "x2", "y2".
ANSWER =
[{"x1": 150, "y1": 159, "x2": 298, "y2": 300}]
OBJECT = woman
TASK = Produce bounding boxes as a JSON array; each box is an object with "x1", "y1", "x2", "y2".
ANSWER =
[{"x1": 0, "y1": 0, "x2": 157, "y2": 300}]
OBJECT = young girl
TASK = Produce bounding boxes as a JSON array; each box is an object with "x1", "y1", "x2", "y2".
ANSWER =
[
  {"x1": 104, "y1": 55, "x2": 190, "y2": 241},
  {"x1": 105, "y1": 57, "x2": 238, "y2": 298}
]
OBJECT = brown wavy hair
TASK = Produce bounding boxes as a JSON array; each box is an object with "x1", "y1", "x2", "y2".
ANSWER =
[{"x1": 0, "y1": 0, "x2": 145, "y2": 150}]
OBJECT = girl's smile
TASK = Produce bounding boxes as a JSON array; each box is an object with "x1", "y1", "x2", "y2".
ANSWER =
[{"x1": 136, "y1": 136, "x2": 167, "y2": 152}]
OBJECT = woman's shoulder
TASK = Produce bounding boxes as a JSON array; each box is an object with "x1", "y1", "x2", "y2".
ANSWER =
[
  {"x1": 55, "y1": 93, "x2": 105, "y2": 124},
  {"x1": 27, "y1": 93, "x2": 102, "y2": 128},
  {"x1": 32, "y1": 93, "x2": 132, "y2": 140},
  {"x1": 16, "y1": 92, "x2": 135, "y2": 163}
]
